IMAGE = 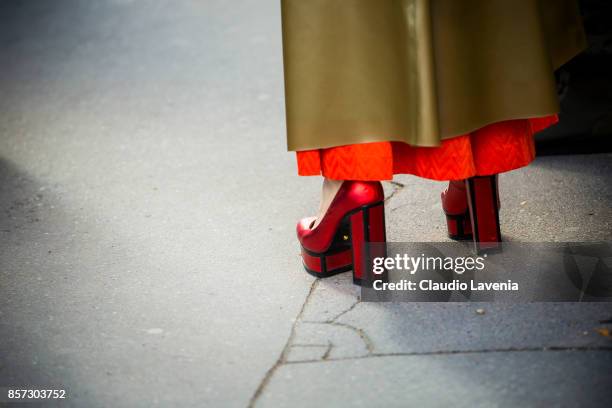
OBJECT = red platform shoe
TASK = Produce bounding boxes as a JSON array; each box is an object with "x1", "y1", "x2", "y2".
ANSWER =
[
  {"x1": 297, "y1": 181, "x2": 386, "y2": 285},
  {"x1": 441, "y1": 176, "x2": 502, "y2": 253}
]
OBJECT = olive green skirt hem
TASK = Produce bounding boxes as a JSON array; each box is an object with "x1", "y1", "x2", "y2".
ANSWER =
[{"x1": 282, "y1": 0, "x2": 586, "y2": 151}]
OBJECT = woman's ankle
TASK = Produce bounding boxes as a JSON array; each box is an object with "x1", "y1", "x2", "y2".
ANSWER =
[{"x1": 313, "y1": 178, "x2": 343, "y2": 228}]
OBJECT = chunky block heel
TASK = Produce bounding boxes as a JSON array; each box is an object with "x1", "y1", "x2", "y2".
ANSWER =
[
  {"x1": 349, "y1": 202, "x2": 387, "y2": 286},
  {"x1": 466, "y1": 175, "x2": 502, "y2": 253},
  {"x1": 441, "y1": 180, "x2": 473, "y2": 240}
]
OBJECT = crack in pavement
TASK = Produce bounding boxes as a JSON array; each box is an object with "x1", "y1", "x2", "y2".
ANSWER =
[
  {"x1": 282, "y1": 345, "x2": 612, "y2": 365},
  {"x1": 249, "y1": 278, "x2": 368, "y2": 406},
  {"x1": 325, "y1": 299, "x2": 360, "y2": 323},
  {"x1": 390, "y1": 202, "x2": 413, "y2": 213},
  {"x1": 247, "y1": 279, "x2": 320, "y2": 408},
  {"x1": 322, "y1": 341, "x2": 333, "y2": 361},
  {"x1": 384, "y1": 180, "x2": 405, "y2": 204},
  {"x1": 329, "y1": 321, "x2": 375, "y2": 354}
]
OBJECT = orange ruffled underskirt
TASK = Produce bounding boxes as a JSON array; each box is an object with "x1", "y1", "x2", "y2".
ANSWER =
[{"x1": 296, "y1": 116, "x2": 558, "y2": 181}]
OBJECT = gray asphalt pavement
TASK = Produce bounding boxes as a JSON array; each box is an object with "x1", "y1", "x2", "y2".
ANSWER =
[{"x1": 0, "y1": 1, "x2": 611, "y2": 407}]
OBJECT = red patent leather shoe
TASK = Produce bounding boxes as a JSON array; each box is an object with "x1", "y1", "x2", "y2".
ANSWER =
[
  {"x1": 441, "y1": 176, "x2": 502, "y2": 253},
  {"x1": 297, "y1": 181, "x2": 386, "y2": 285}
]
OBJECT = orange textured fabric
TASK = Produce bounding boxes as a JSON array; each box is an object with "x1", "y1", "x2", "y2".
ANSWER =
[{"x1": 296, "y1": 116, "x2": 557, "y2": 181}]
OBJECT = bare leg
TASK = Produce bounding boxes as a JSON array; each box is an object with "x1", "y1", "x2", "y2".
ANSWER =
[{"x1": 312, "y1": 178, "x2": 343, "y2": 228}]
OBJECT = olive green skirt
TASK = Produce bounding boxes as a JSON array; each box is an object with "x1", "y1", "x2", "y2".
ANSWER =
[{"x1": 281, "y1": 0, "x2": 586, "y2": 151}]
